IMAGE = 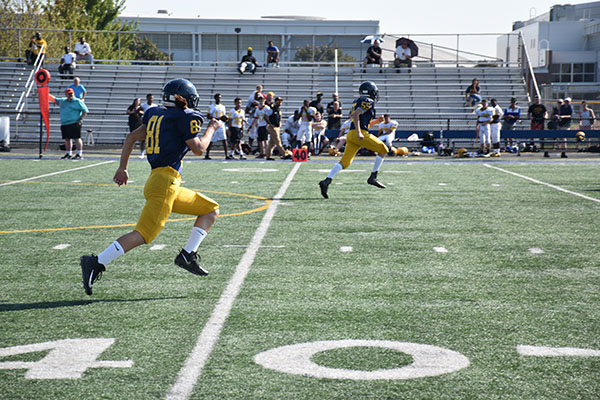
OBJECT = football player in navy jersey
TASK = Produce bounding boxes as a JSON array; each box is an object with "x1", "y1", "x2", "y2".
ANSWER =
[
  {"x1": 80, "y1": 78, "x2": 221, "y2": 295},
  {"x1": 319, "y1": 81, "x2": 388, "y2": 199}
]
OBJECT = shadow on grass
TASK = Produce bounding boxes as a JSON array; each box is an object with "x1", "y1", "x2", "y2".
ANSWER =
[{"x1": 0, "y1": 297, "x2": 186, "y2": 312}]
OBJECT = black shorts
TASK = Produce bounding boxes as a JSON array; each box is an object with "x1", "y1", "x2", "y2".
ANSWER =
[
  {"x1": 229, "y1": 126, "x2": 243, "y2": 143},
  {"x1": 61, "y1": 122, "x2": 82, "y2": 139},
  {"x1": 257, "y1": 126, "x2": 268, "y2": 141}
]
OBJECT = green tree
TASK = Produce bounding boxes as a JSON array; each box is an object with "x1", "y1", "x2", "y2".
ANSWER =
[
  {"x1": 129, "y1": 35, "x2": 170, "y2": 63},
  {"x1": 293, "y1": 45, "x2": 355, "y2": 62}
]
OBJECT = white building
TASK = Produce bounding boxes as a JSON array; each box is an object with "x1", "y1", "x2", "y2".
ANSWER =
[
  {"x1": 117, "y1": 11, "x2": 379, "y2": 64},
  {"x1": 497, "y1": 1, "x2": 600, "y2": 101}
]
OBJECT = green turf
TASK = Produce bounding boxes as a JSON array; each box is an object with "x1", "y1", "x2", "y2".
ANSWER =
[{"x1": 0, "y1": 157, "x2": 598, "y2": 399}]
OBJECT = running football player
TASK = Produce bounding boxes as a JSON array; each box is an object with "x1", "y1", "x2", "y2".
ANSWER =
[
  {"x1": 319, "y1": 81, "x2": 387, "y2": 199},
  {"x1": 80, "y1": 79, "x2": 220, "y2": 295}
]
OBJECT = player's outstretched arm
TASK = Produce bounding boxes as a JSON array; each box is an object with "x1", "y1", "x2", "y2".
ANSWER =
[
  {"x1": 186, "y1": 118, "x2": 220, "y2": 156},
  {"x1": 114, "y1": 124, "x2": 146, "y2": 186}
]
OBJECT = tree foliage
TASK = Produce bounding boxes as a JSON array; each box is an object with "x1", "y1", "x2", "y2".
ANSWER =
[
  {"x1": 293, "y1": 45, "x2": 356, "y2": 62},
  {"x1": 129, "y1": 35, "x2": 170, "y2": 64}
]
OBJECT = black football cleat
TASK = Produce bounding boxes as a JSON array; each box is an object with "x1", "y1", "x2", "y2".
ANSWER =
[
  {"x1": 80, "y1": 255, "x2": 106, "y2": 296},
  {"x1": 319, "y1": 178, "x2": 331, "y2": 199},
  {"x1": 367, "y1": 172, "x2": 386, "y2": 189},
  {"x1": 175, "y1": 249, "x2": 208, "y2": 276}
]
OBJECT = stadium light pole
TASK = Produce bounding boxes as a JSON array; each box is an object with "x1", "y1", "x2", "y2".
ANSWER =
[{"x1": 235, "y1": 27, "x2": 241, "y2": 60}]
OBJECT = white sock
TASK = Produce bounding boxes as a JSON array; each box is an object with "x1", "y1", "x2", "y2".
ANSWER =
[
  {"x1": 98, "y1": 240, "x2": 125, "y2": 266},
  {"x1": 67, "y1": 150, "x2": 73, "y2": 156},
  {"x1": 372, "y1": 155, "x2": 384, "y2": 172},
  {"x1": 327, "y1": 163, "x2": 343, "y2": 179},
  {"x1": 184, "y1": 227, "x2": 207, "y2": 253},
  {"x1": 77, "y1": 149, "x2": 83, "y2": 156}
]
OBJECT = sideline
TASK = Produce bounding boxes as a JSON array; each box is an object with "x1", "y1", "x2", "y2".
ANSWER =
[
  {"x1": 484, "y1": 163, "x2": 600, "y2": 204},
  {"x1": 0, "y1": 161, "x2": 115, "y2": 187},
  {"x1": 165, "y1": 162, "x2": 302, "y2": 400}
]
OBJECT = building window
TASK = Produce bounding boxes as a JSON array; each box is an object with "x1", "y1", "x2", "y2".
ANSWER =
[{"x1": 551, "y1": 63, "x2": 596, "y2": 83}]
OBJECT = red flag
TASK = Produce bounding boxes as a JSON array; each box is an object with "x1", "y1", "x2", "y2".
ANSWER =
[{"x1": 35, "y1": 69, "x2": 51, "y2": 151}]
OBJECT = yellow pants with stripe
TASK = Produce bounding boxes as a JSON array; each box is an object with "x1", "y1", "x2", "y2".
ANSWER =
[
  {"x1": 339, "y1": 129, "x2": 389, "y2": 169},
  {"x1": 134, "y1": 167, "x2": 219, "y2": 243}
]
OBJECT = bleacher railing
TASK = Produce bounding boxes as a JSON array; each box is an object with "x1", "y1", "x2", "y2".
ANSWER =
[{"x1": 14, "y1": 45, "x2": 45, "y2": 122}]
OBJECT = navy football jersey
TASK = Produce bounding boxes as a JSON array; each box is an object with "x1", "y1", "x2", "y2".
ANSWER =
[
  {"x1": 350, "y1": 96, "x2": 376, "y2": 131},
  {"x1": 142, "y1": 106, "x2": 204, "y2": 173}
]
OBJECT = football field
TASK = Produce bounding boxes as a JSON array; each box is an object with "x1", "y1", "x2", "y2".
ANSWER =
[{"x1": 0, "y1": 154, "x2": 599, "y2": 399}]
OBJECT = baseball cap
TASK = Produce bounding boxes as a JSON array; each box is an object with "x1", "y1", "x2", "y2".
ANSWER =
[
  {"x1": 247, "y1": 46, "x2": 253, "y2": 51},
  {"x1": 558, "y1": 98, "x2": 564, "y2": 103},
  {"x1": 316, "y1": 91, "x2": 323, "y2": 96},
  {"x1": 510, "y1": 97, "x2": 517, "y2": 102},
  {"x1": 565, "y1": 97, "x2": 571, "y2": 102},
  {"x1": 275, "y1": 96, "x2": 283, "y2": 102},
  {"x1": 65, "y1": 88, "x2": 74, "y2": 94},
  {"x1": 267, "y1": 91, "x2": 275, "y2": 97}
]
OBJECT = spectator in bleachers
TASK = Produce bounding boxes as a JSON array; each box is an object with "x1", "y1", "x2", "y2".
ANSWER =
[
  {"x1": 327, "y1": 101, "x2": 343, "y2": 130},
  {"x1": 67, "y1": 77, "x2": 86, "y2": 101},
  {"x1": 579, "y1": 101, "x2": 596, "y2": 130},
  {"x1": 266, "y1": 97, "x2": 287, "y2": 160},
  {"x1": 309, "y1": 92, "x2": 324, "y2": 114},
  {"x1": 27, "y1": 32, "x2": 47, "y2": 66},
  {"x1": 141, "y1": 93, "x2": 156, "y2": 112},
  {"x1": 266, "y1": 41, "x2": 280, "y2": 67},
  {"x1": 393, "y1": 40, "x2": 412, "y2": 72},
  {"x1": 227, "y1": 97, "x2": 246, "y2": 159},
  {"x1": 527, "y1": 95, "x2": 547, "y2": 130},
  {"x1": 311, "y1": 112, "x2": 328, "y2": 155},
  {"x1": 74, "y1": 37, "x2": 94, "y2": 69},
  {"x1": 558, "y1": 97, "x2": 574, "y2": 130},
  {"x1": 58, "y1": 47, "x2": 76, "y2": 78},
  {"x1": 238, "y1": 47, "x2": 259, "y2": 74},
  {"x1": 326, "y1": 93, "x2": 342, "y2": 115},
  {"x1": 465, "y1": 78, "x2": 481, "y2": 108},
  {"x1": 502, "y1": 97, "x2": 521, "y2": 130},
  {"x1": 362, "y1": 40, "x2": 383, "y2": 73},
  {"x1": 283, "y1": 109, "x2": 301, "y2": 148},
  {"x1": 126, "y1": 98, "x2": 145, "y2": 158}
]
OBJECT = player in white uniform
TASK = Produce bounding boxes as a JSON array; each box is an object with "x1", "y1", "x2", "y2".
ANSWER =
[
  {"x1": 475, "y1": 99, "x2": 494, "y2": 154},
  {"x1": 227, "y1": 97, "x2": 246, "y2": 159},
  {"x1": 376, "y1": 114, "x2": 398, "y2": 149},
  {"x1": 489, "y1": 99, "x2": 503, "y2": 157},
  {"x1": 282, "y1": 110, "x2": 300, "y2": 148},
  {"x1": 311, "y1": 112, "x2": 328, "y2": 154},
  {"x1": 203, "y1": 93, "x2": 231, "y2": 160},
  {"x1": 296, "y1": 100, "x2": 316, "y2": 148},
  {"x1": 250, "y1": 95, "x2": 272, "y2": 158}
]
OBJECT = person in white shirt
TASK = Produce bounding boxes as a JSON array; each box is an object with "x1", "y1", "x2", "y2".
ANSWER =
[
  {"x1": 227, "y1": 97, "x2": 247, "y2": 159},
  {"x1": 246, "y1": 85, "x2": 263, "y2": 112},
  {"x1": 311, "y1": 112, "x2": 328, "y2": 155},
  {"x1": 475, "y1": 99, "x2": 494, "y2": 154},
  {"x1": 58, "y1": 46, "x2": 76, "y2": 78},
  {"x1": 377, "y1": 114, "x2": 398, "y2": 148},
  {"x1": 296, "y1": 100, "x2": 316, "y2": 149},
  {"x1": 331, "y1": 118, "x2": 352, "y2": 154},
  {"x1": 489, "y1": 99, "x2": 504, "y2": 157},
  {"x1": 250, "y1": 95, "x2": 271, "y2": 158},
  {"x1": 394, "y1": 40, "x2": 412, "y2": 72},
  {"x1": 205, "y1": 93, "x2": 231, "y2": 160},
  {"x1": 141, "y1": 93, "x2": 156, "y2": 113},
  {"x1": 283, "y1": 110, "x2": 301, "y2": 148},
  {"x1": 74, "y1": 37, "x2": 94, "y2": 68}
]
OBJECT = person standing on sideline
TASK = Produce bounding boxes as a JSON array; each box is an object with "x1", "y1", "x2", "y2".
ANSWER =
[
  {"x1": 142, "y1": 93, "x2": 156, "y2": 112},
  {"x1": 527, "y1": 95, "x2": 547, "y2": 130},
  {"x1": 51, "y1": 88, "x2": 88, "y2": 160},
  {"x1": 319, "y1": 81, "x2": 387, "y2": 199},
  {"x1": 227, "y1": 97, "x2": 246, "y2": 159},
  {"x1": 475, "y1": 99, "x2": 494, "y2": 154},
  {"x1": 68, "y1": 77, "x2": 86, "y2": 101},
  {"x1": 266, "y1": 96, "x2": 286, "y2": 160},
  {"x1": 502, "y1": 97, "x2": 520, "y2": 130},
  {"x1": 579, "y1": 101, "x2": 596, "y2": 130},
  {"x1": 80, "y1": 79, "x2": 221, "y2": 296},
  {"x1": 489, "y1": 98, "x2": 503, "y2": 157},
  {"x1": 126, "y1": 97, "x2": 145, "y2": 157},
  {"x1": 204, "y1": 93, "x2": 232, "y2": 160}
]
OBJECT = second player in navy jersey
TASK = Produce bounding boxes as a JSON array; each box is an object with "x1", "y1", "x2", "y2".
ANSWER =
[
  {"x1": 80, "y1": 78, "x2": 221, "y2": 296},
  {"x1": 319, "y1": 81, "x2": 389, "y2": 199}
]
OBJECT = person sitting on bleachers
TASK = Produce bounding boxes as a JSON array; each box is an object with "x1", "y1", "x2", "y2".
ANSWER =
[
  {"x1": 465, "y1": 78, "x2": 481, "y2": 108},
  {"x1": 74, "y1": 37, "x2": 95, "y2": 69},
  {"x1": 238, "y1": 47, "x2": 259, "y2": 74},
  {"x1": 393, "y1": 40, "x2": 412, "y2": 72},
  {"x1": 58, "y1": 47, "x2": 76, "y2": 78},
  {"x1": 362, "y1": 40, "x2": 383, "y2": 73},
  {"x1": 266, "y1": 41, "x2": 280, "y2": 67}
]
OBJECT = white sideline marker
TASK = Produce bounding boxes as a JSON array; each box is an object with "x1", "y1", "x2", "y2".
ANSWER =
[
  {"x1": 223, "y1": 244, "x2": 285, "y2": 248},
  {"x1": 492, "y1": 184, "x2": 500, "y2": 187},
  {"x1": 484, "y1": 164, "x2": 600, "y2": 204},
  {"x1": 71, "y1": 180, "x2": 81, "y2": 183},
  {"x1": 340, "y1": 246, "x2": 353, "y2": 252},
  {"x1": 528, "y1": 247, "x2": 544, "y2": 254},
  {"x1": 52, "y1": 244, "x2": 71, "y2": 250},
  {"x1": 438, "y1": 183, "x2": 447, "y2": 186},
  {"x1": 0, "y1": 160, "x2": 115, "y2": 187},
  {"x1": 150, "y1": 244, "x2": 166, "y2": 251},
  {"x1": 433, "y1": 247, "x2": 448, "y2": 253},
  {"x1": 166, "y1": 162, "x2": 301, "y2": 400},
  {"x1": 517, "y1": 345, "x2": 600, "y2": 357}
]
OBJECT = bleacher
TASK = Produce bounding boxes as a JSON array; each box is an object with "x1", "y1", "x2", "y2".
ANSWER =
[{"x1": 0, "y1": 61, "x2": 529, "y2": 146}]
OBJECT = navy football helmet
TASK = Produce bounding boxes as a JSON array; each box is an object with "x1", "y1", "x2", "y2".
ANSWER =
[
  {"x1": 359, "y1": 81, "x2": 379, "y2": 102},
  {"x1": 162, "y1": 78, "x2": 199, "y2": 109}
]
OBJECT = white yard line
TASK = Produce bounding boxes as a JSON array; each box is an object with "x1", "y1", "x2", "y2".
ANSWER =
[
  {"x1": 166, "y1": 163, "x2": 301, "y2": 400},
  {"x1": 0, "y1": 161, "x2": 115, "y2": 187},
  {"x1": 484, "y1": 163, "x2": 600, "y2": 204}
]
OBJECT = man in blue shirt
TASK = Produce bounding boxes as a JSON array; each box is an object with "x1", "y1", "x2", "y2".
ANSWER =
[
  {"x1": 51, "y1": 87, "x2": 88, "y2": 159},
  {"x1": 79, "y1": 79, "x2": 221, "y2": 296},
  {"x1": 266, "y1": 41, "x2": 279, "y2": 67},
  {"x1": 67, "y1": 77, "x2": 86, "y2": 100}
]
